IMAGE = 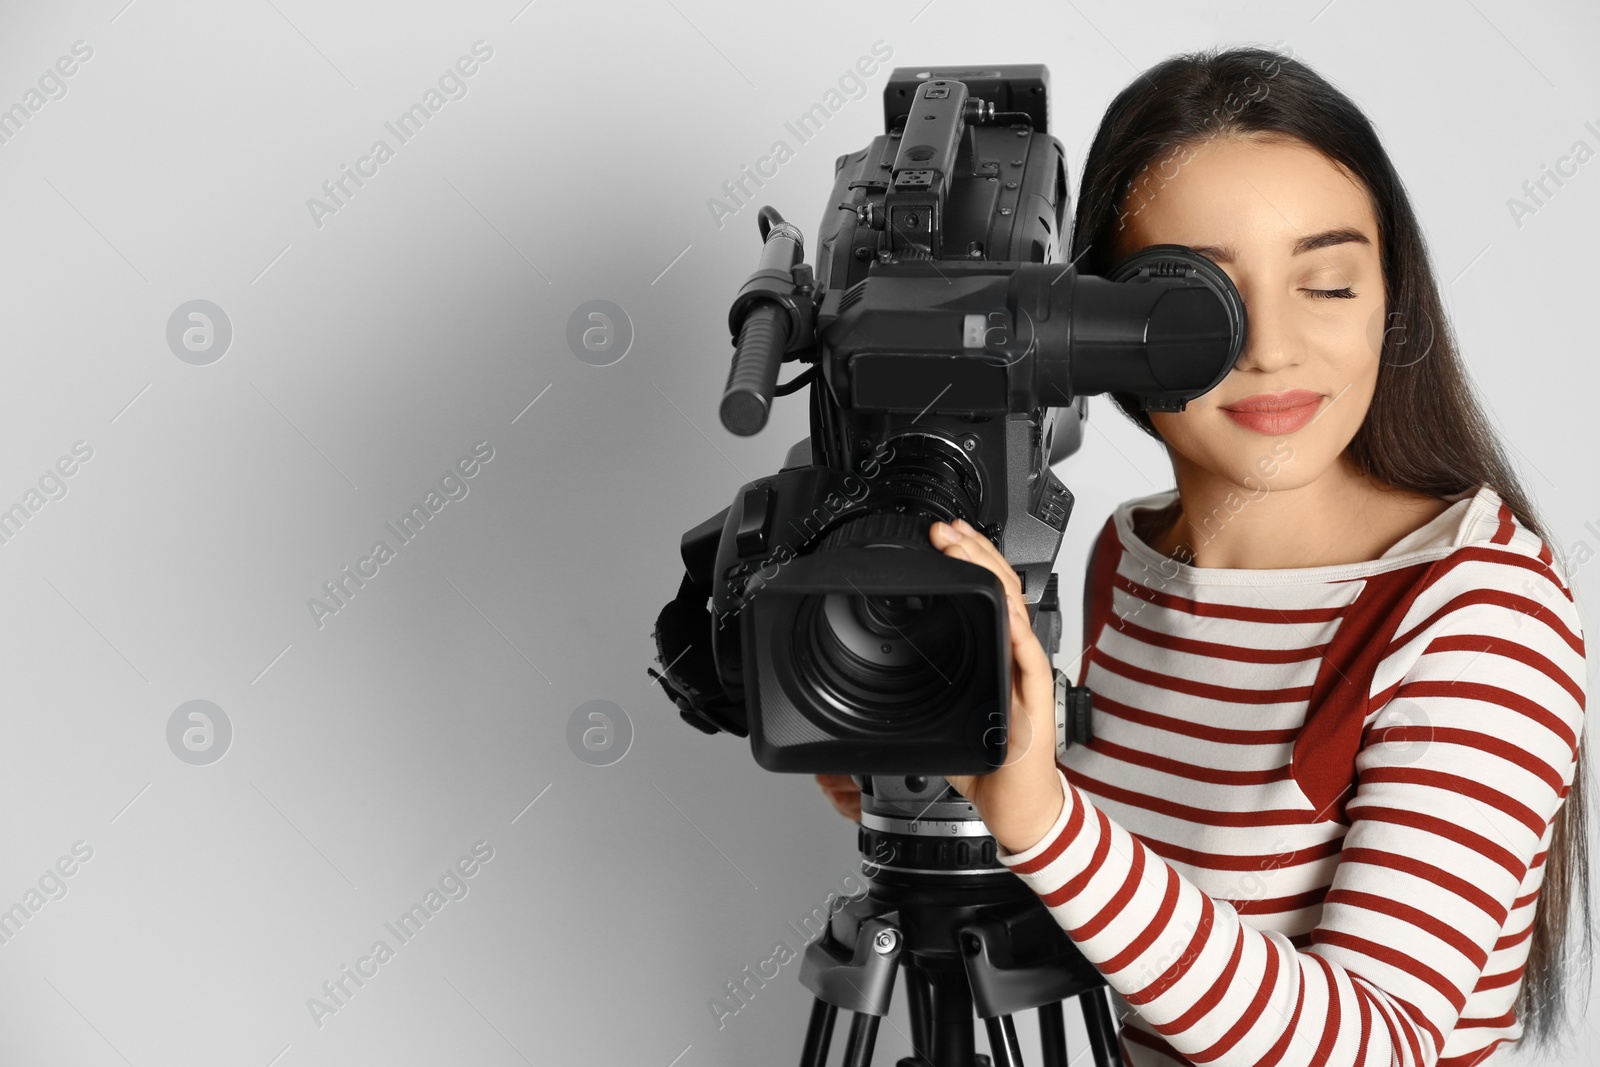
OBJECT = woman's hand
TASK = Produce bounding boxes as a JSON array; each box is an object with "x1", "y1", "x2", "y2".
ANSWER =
[
  {"x1": 930, "y1": 518, "x2": 1068, "y2": 855},
  {"x1": 815, "y1": 773, "x2": 862, "y2": 821}
]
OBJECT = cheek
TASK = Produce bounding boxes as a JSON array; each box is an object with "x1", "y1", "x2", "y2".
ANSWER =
[
  {"x1": 1335, "y1": 304, "x2": 1385, "y2": 401},
  {"x1": 1304, "y1": 300, "x2": 1385, "y2": 400},
  {"x1": 1147, "y1": 408, "x2": 1207, "y2": 459},
  {"x1": 1363, "y1": 301, "x2": 1387, "y2": 361}
]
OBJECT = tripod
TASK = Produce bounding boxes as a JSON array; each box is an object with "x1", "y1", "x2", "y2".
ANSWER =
[{"x1": 795, "y1": 774, "x2": 1125, "y2": 1067}]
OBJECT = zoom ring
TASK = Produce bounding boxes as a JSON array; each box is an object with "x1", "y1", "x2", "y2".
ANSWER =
[{"x1": 819, "y1": 508, "x2": 963, "y2": 552}]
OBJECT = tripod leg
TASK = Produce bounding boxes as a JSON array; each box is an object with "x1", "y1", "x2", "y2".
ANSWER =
[
  {"x1": 1078, "y1": 988, "x2": 1126, "y2": 1067},
  {"x1": 844, "y1": 1009, "x2": 882, "y2": 1067},
  {"x1": 1035, "y1": 1000, "x2": 1068, "y2": 1067},
  {"x1": 926, "y1": 965, "x2": 976, "y2": 1067},
  {"x1": 981, "y1": 1014, "x2": 1024, "y2": 1067},
  {"x1": 800, "y1": 998, "x2": 839, "y2": 1067},
  {"x1": 903, "y1": 958, "x2": 935, "y2": 1060}
]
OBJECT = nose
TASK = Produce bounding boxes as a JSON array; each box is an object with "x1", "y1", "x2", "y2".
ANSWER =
[{"x1": 1229, "y1": 281, "x2": 1302, "y2": 377}]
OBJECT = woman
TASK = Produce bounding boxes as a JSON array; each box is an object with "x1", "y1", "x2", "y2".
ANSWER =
[{"x1": 816, "y1": 46, "x2": 1589, "y2": 1066}]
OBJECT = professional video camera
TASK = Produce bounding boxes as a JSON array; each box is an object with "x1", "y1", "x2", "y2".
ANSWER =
[
  {"x1": 646, "y1": 64, "x2": 1247, "y2": 1067},
  {"x1": 649, "y1": 65, "x2": 1245, "y2": 778}
]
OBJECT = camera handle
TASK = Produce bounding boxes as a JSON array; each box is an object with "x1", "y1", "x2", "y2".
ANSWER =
[
  {"x1": 1054, "y1": 670, "x2": 1094, "y2": 764},
  {"x1": 722, "y1": 207, "x2": 817, "y2": 436}
]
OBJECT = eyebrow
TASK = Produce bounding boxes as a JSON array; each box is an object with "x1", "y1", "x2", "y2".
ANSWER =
[{"x1": 1185, "y1": 227, "x2": 1372, "y2": 264}]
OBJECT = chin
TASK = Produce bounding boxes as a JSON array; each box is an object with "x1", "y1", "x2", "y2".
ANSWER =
[
  {"x1": 1235, "y1": 453, "x2": 1324, "y2": 494},
  {"x1": 1185, "y1": 441, "x2": 1328, "y2": 497}
]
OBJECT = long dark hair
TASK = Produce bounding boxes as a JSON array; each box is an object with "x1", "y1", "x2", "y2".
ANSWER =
[{"x1": 1068, "y1": 44, "x2": 1591, "y2": 1049}]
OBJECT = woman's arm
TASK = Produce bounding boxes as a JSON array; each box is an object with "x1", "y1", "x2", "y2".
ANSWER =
[{"x1": 934, "y1": 518, "x2": 1587, "y2": 1065}]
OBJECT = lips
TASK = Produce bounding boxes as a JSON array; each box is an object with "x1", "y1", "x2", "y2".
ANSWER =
[
  {"x1": 1222, "y1": 389, "x2": 1324, "y2": 413},
  {"x1": 1221, "y1": 389, "x2": 1325, "y2": 436}
]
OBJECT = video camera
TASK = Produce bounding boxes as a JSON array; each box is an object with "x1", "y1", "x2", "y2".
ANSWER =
[{"x1": 649, "y1": 64, "x2": 1245, "y2": 777}]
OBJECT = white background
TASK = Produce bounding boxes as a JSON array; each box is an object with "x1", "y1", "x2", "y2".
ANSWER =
[{"x1": 0, "y1": 1, "x2": 1595, "y2": 1064}]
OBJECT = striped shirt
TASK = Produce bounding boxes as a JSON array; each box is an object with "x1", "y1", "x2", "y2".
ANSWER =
[{"x1": 995, "y1": 483, "x2": 1588, "y2": 1066}]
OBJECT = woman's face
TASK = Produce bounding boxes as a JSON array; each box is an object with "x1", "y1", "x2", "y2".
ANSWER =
[{"x1": 1110, "y1": 133, "x2": 1388, "y2": 493}]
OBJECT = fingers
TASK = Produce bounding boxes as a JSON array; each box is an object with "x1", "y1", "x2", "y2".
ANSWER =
[
  {"x1": 943, "y1": 772, "x2": 976, "y2": 805},
  {"x1": 929, "y1": 523, "x2": 1047, "y2": 655},
  {"x1": 817, "y1": 775, "x2": 862, "y2": 820},
  {"x1": 1009, "y1": 598, "x2": 1052, "y2": 672},
  {"x1": 920, "y1": 521, "x2": 1060, "y2": 810},
  {"x1": 954, "y1": 518, "x2": 1021, "y2": 597},
  {"x1": 930, "y1": 520, "x2": 1037, "y2": 646},
  {"x1": 930, "y1": 519, "x2": 1025, "y2": 607},
  {"x1": 928, "y1": 519, "x2": 1055, "y2": 711}
]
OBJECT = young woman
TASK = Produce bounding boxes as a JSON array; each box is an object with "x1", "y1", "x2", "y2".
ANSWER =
[{"x1": 817, "y1": 46, "x2": 1589, "y2": 1066}]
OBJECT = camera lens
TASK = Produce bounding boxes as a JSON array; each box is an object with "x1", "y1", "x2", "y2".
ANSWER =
[
  {"x1": 793, "y1": 586, "x2": 978, "y2": 729},
  {"x1": 858, "y1": 592, "x2": 928, "y2": 635}
]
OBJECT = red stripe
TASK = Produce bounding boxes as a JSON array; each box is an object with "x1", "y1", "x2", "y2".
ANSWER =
[
  {"x1": 1127, "y1": 892, "x2": 1218, "y2": 1006},
  {"x1": 1230, "y1": 885, "x2": 1330, "y2": 916},
  {"x1": 1493, "y1": 500, "x2": 1514, "y2": 544},
  {"x1": 1352, "y1": 805, "x2": 1526, "y2": 879},
  {"x1": 1005, "y1": 778, "x2": 1090, "y2": 877},
  {"x1": 1251, "y1": 955, "x2": 1306, "y2": 1067},
  {"x1": 1410, "y1": 542, "x2": 1572, "y2": 604},
  {"x1": 1087, "y1": 691, "x2": 1302, "y2": 745},
  {"x1": 1094, "y1": 649, "x2": 1314, "y2": 705},
  {"x1": 1389, "y1": 586, "x2": 1583, "y2": 659},
  {"x1": 1493, "y1": 921, "x2": 1535, "y2": 951},
  {"x1": 1159, "y1": 924, "x2": 1245, "y2": 1037},
  {"x1": 1313, "y1": 928, "x2": 1465, "y2": 1014},
  {"x1": 1440, "y1": 1038, "x2": 1512, "y2": 1066},
  {"x1": 1473, "y1": 967, "x2": 1523, "y2": 991},
  {"x1": 1038, "y1": 810, "x2": 1112, "y2": 907},
  {"x1": 1068, "y1": 835, "x2": 1147, "y2": 941},
  {"x1": 1361, "y1": 981, "x2": 1434, "y2": 1061},
  {"x1": 1355, "y1": 977, "x2": 1373, "y2": 1059},
  {"x1": 1181, "y1": 936, "x2": 1281, "y2": 1060},
  {"x1": 1103, "y1": 608, "x2": 1330, "y2": 664},
  {"x1": 1066, "y1": 767, "x2": 1328, "y2": 829},
  {"x1": 1418, "y1": 632, "x2": 1585, "y2": 706},
  {"x1": 1084, "y1": 736, "x2": 1291, "y2": 786},
  {"x1": 1101, "y1": 862, "x2": 1182, "y2": 974},
  {"x1": 1337, "y1": 847, "x2": 1508, "y2": 923},
  {"x1": 1143, "y1": 832, "x2": 1343, "y2": 871},
  {"x1": 1356, "y1": 767, "x2": 1545, "y2": 836},
  {"x1": 1041, "y1": 804, "x2": 1113, "y2": 905},
  {"x1": 1113, "y1": 568, "x2": 1347, "y2": 624},
  {"x1": 1306, "y1": 951, "x2": 1344, "y2": 1067},
  {"x1": 1361, "y1": 981, "x2": 1407, "y2": 1061},
  {"x1": 1118, "y1": 1024, "x2": 1193, "y2": 1065},
  {"x1": 1391, "y1": 991, "x2": 1436, "y2": 1060},
  {"x1": 1388, "y1": 681, "x2": 1579, "y2": 757},
  {"x1": 1357, "y1": 722, "x2": 1569, "y2": 793},
  {"x1": 1322, "y1": 887, "x2": 1486, "y2": 966}
]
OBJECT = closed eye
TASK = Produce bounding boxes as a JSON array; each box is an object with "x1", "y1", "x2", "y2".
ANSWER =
[{"x1": 1307, "y1": 287, "x2": 1357, "y2": 299}]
